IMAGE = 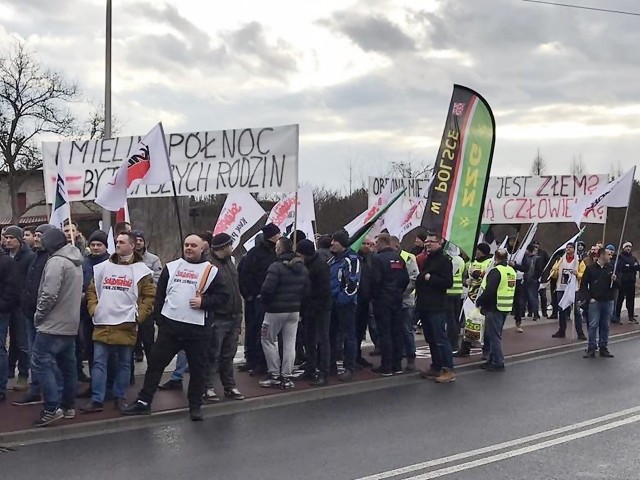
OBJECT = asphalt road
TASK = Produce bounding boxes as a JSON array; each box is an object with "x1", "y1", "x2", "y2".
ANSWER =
[{"x1": 3, "y1": 336, "x2": 640, "y2": 480}]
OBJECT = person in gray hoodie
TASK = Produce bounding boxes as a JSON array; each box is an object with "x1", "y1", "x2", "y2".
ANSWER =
[{"x1": 30, "y1": 228, "x2": 83, "y2": 427}]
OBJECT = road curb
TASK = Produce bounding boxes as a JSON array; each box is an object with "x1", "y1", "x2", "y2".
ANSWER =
[{"x1": 3, "y1": 329, "x2": 640, "y2": 447}]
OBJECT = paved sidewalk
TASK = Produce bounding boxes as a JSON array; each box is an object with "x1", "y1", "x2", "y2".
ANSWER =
[{"x1": 1, "y1": 316, "x2": 638, "y2": 441}]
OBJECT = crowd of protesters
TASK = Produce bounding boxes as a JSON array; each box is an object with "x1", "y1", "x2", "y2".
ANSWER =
[{"x1": 0, "y1": 219, "x2": 636, "y2": 427}]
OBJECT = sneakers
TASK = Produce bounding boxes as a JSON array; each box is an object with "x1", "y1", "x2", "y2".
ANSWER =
[
  {"x1": 309, "y1": 374, "x2": 328, "y2": 387},
  {"x1": 281, "y1": 377, "x2": 295, "y2": 390},
  {"x1": 13, "y1": 393, "x2": 43, "y2": 406},
  {"x1": 599, "y1": 348, "x2": 614, "y2": 358},
  {"x1": 434, "y1": 369, "x2": 456, "y2": 383},
  {"x1": 158, "y1": 379, "x2": 183, "y2": 391},
  {"x1": 203, "y1": 388, "x2": 220, "y2": 403},
  {"x1": 371, "y1": 367, "x2": 393, "y2": 377},
  {"x1": 629, "y1": 318, "x2": 639, "y2": 325},
  {"x1": 224, "y1": 388, "x2": 245, "y2": 400},
  {"x1": 420, "y1": 368, "x2": 441, "y2": 379},
  {"x1": 338, "y1": 370, "x2": 354, "y2": 382},
  {"x1": 62, "y1": 408, "x2": 76, "y2": 419},
  {"x1": 34, "y1": 408, "x2": 64, "y2": 427},
  {"x1": 583, "y1": 349, "x2": 596, "y2": 359},
  {"x1": 120, "y1": 399, "x2": 151, "y2": 416},
  {"x1": 259, "y1": 375, "x2": 282, "y2": 388},
  {"x1": 551, "y1": 332, "x2": 566, "y2": 339},
  {"x1": 13, "y1": 377, "x2": 28, "y2": 392},
  {"x1": 516, "y1": 327, "x2": 524, "y2": 333},
  {"x1": 189, "y1": 406, "x2": 204, "y2": 422},
  {"x1": 80, "y1": 401, "x2": 104, "y2": 414}
]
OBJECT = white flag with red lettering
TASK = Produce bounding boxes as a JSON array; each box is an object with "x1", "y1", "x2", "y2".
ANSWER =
[
  {"x1": 267, "y1": 187, "x2": 315, "y2": 234},
  {"x1": 214, "y1": 192, "x2": 266, "y2": 251},
  {"x1": 95, "y1": 123, "x2": 172, "y2": 211}
]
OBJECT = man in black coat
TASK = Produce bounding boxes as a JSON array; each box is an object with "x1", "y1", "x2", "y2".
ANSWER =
[
  {"x1": 615, "y1": 241, "x2": 639, "y2": 323},
  {"x1": 237, "y1": 223, "x2": 280, "y2": 375},
  {"x1": 415, "y1": 232, "x2": 455, "y2": 383},
  {"x1": 356, "y1": 238, "x2": 377, "y2": 364},
  {"x1": 297, "y1": 239, "x2": 332, "y2": 386},
  {"x1": 370, "y1": 233, "x2": 409, "y2": 376},
  {"x1": 0, "y1": 249, "x2": 18, "y2": 402},
  {"x1": 259, "y1": 238, "x2": 309, "y2": 389}
]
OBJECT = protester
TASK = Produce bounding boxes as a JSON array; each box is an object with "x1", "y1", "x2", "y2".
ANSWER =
[
  {"x1": 549, "y1": 242, "x2": 579, "y2": 339},
  {"x1": 13, "y1": 224, "x2": 57, "y2": 406},
  {"x1": 62, "y1": 220, "x2": 87, "y2": 254},
  {"x1": 237, "y1": 223, "x2": 281, "y2": 375},
  {"x1": 370, "y1": 234, "x2": 409, "y2": 376},
  {"x1": 356, "y1": 237, "x2": 377, "y2": 365},
  {"x1": 416, "y1": 232, "x2": 455, "y2": 383},
  {"x1": 507, "y1": 255, "x2": 526, "y2": 333},
  {"x1": 581, "y1": 247, "x2": 619, "y2": 358},
  {"x1": 122, "y1": 234, "x2": 228, "y2": 421},
  {"x1": 30, "y1": 227, "x2": 83, "y2": 426},
  {"x1": 316, "y1": 235, "x2": 332, "y2": 262},
  {"x1": 82, "y1": 233, "x2": 155, "y2": 413},
  {"x1": 614, "y1": 242, "x2": 639, "y2": 324},
  {"x1": 328, "y1": 231, "x2": 361, "y2": 382},
  {"x1": 114, "y1": 222, "x2": 131, "y2": 235},
  {"x1": 23, "y1": 226, "x2": 36, "y2": 250},
  {"x1": 205, "y1": 233, "x2": 244, "y2": 401},
  {"x1": 533, "y1": 240, "x2": 552, "y2": 318},
  {"x1": 411, "y1": 232, "x2": 428, "y2": 256},
  {"x1": 3, "y1": 225, "x2": 35, "y2": 391},
  {"x1": 392, "y1": 236, "x2": 420, "y2": 372},
  {"x1": 0, "y1": 245, "x2": 18, "y2": 402},
  {"x1": 297, "y1": 239, "x2": 332, "y2": 386},
  {"x1": 445, "y1": 244, "x2": 465, "y2": 349},
  {"x1": 259, "y1": 237, "x2": 309, "y2": 389},
  {"x1": 476, "y1": 249, "x2": 517, "y2": 371}
]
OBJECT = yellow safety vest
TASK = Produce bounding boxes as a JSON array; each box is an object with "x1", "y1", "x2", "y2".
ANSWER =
[
  {"x1": 495, "y1": 264, "x2": 517, "y2": 313},
  {"x1": 447, "y1": 255, "x2": 464, "y2": 296}
]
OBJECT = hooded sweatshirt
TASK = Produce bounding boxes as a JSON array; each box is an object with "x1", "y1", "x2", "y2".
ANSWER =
[{"x1": 34, "y1": 229, "x2": 84, "y2": 336}]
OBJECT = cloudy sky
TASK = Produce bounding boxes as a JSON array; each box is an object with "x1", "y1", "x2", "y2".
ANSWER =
[{"x1": 1, "y1": 0, "x2": 639, "y2": 191}]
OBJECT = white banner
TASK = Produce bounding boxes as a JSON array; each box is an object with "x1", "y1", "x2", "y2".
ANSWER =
[
  {"x1": 267, "y1": 187, "x2": 315, "y2": 233},
  {"x1": 42, "y1": 124, "x2": 299, "y2": 202},
  {"x1": 213, "y1": 192, "x2": 266, "y2": 251},
  {"x1": 369, "y1": 175, "x2": 609, "y2": 224}
]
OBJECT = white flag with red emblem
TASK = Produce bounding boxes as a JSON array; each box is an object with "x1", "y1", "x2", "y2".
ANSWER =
[
  {"x1": 213, "y1": 192, "x2": 266, "y2": 251},
  {"x1": 95, "y1": 123, "x2": 172, "y2": 211}
]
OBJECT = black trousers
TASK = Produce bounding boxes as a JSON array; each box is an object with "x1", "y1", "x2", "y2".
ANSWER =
[
  {"x1": 539, "y1": 286, "x2": 548, "y2": 316},
  {"x1": 302, "y1": 307, "x2": 331, "y2": 376},
  {"x1": 206, "y1": 316, "x2": 241, "y2": 389},
  {"x1": 512, "y1": 282, "x2": 525, "y2": 326},
  {"x1": 446, "y1": 295, "x2": 462, "y2": 351},
  {"x1": 372, "y1": 301, "x2": 404, "y2": 373},
  {"x1": 139, "y1": 328, "x2": 210, "y2": 408},
  {"x1": 356, "y1": 298, "x2": 378, "y2": 358},
  {"x1": 135, "y1": 313, "x2": 156, "y2": 358},
  {"x1": 616, "y1": 281, "x2": 636, "y2": 320}
]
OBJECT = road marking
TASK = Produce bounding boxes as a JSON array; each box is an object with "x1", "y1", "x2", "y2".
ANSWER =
[
  {"x1": 405, "y1": 414, "x2": 640, "y2": 479},
  {"x1": 355, "y1": 404, "x2": 640, "y2": 480}
]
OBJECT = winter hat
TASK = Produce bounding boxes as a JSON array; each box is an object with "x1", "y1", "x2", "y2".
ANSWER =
[
  {"x1": 211, "y1": 233, "x2": 233, "y2": 250},
  {"x1": 131, "y1": 230, "x2": 146, "y2": 242},
  {"x1": 331, "y1": 230, "x2": 350, "y2": 249},
  {"x1": 623, "y1": 242, "x2": 633, "y2": 249},
  {"x1": 290, "y1": 230, "x2": 306, "y2": 243},
  {"x1": 35, "y1": 224, "x2": 56, "y2": 236},
  {"x1": 606, "y1": 244, "x2": 616, "y2": 252},
  {"x1": 476, "y1": 242, "x2": 491, "y2": 256},
  {"x1": 296, "y1": 239, "x2": 316, "y2": 257},
  {"x1": 566, "y1": 242, "x2": 575, "y2": 248},
  {"x1": 88, "y1": 230, "x2": 109, "y2": 248},
  {"x1": 576, "y1": 241, "x2": 586, "y2": 249},
  {"x1": 42, "y1": 228, "x2": 67, "y2": 254},
  {"x1": 4, "y1": 225, "x2": 23, "y2": 242},
  {"x1": 261, "y1": 223, "x2": 281, "y2": 240}
]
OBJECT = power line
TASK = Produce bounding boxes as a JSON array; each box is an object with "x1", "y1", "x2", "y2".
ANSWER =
[{"x1": 521, "y1": 0, "x2": 640, "y2": 17}]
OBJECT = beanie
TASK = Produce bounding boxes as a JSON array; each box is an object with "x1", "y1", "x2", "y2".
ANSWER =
[
  {"x1": 476, "y1": 242, "x2": 491, "y2": 256},
  {"x1": 262, "y1": 223, "x2": 281, "y2": 240},
  {"x1": 296, "y1": 239, "x2": 315, "y2": 257},
  {"x1": 606, "y1": 244, "x2": 616, "y2": 252},
  {"x1": 211, "y1": 233, "x2": 233, "y2": 250},
  {"x1": 131, "y1": 230, "x2": 146, "y2": 243},
  {"x1": 332, "y1": 230, "x2": 350, "y2": 249},
  {"x1": 4, "y1": 225, "x2": 23, "y2": 242},
  {"x1": 88, "y1": 230, "x2": 109, "y2": 248},
  {"x1": 35, "y1": 224, "x2": 56, "y2": 236},
  {"x1": 290, "y1": 230, "x2": 306, "y2": 243}
]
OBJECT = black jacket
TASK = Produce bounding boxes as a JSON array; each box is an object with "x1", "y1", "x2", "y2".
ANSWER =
[
  {"x1": 154, "y1": 257, "x2": 230, "y2": 338},
  {"x1": 302, "y1": 253, "x2": 331, "y2": 312},
  {"x1": 238, "y1": 239, "x2": 277, "y2": 299},
  {"x1": 476, "y1": 262, "x2": 505, "y2": 312},
  {"x1": 358, "y1": 251, "x2": 373, "y2": 302},
  {"x1": 580, "y1": 261, "x2": 619, "y2": 303},
  {"x1": 12, "y1": 242, "x2": 35, "y2": 289},
  {"x1": 260, "y1": 253, "x2": 309, "y2": 313},
  {"x1": 370, "y1": 247, "x2": 410, "y2": 306},
  {"x1": 0, "y1": 252, "x2": 18, "y2": 314},
  {"x1": 415, "y1": 248, "x2": 453, "y2": 312},
  {"x1": 615, "y1": 252, "x2": 639, "y2": 284},
  {"x1": 210, "y1": 253, "x2": 243, "y2": 319},
  {"x1": 522, "y1": 254, "x2": 545, "y2": 283},
  {"x1": 21, "y1": 249, "x2": 50, "y2": 316}
]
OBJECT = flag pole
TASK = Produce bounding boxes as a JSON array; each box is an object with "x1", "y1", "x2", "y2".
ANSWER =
[
  {"x1": 67, "y1": 204, "x2": 75, "y2": 247},
  {"x1": 157, "y1": 122, "x2": 183, "y2": 244}
]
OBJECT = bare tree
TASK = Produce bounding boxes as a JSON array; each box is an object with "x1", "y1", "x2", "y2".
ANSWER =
[
  {"x1": 0, "y1": 41, "x2": 79, "y2": 221},
  {"x1": 530, "y1": 149, "x2": 546, "y2": 176},
  {"x1": 570, "y1": 155, "x2": 585, "y2": 176},
  {"x1": 81, "y1": 103, "x2": 121, "y2": 141}
]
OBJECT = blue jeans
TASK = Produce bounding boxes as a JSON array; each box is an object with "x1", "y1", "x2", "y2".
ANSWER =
[
  {"x1": 588, "y1": 300, "x2": 614, "y2": 351},
  {"x1": 401, "y1": 307, "x2": 416, "y2": 358},
  {"x1": 24, "y1": 313, "x2": 41, "y2": 395},
  {"x1": 92, "y1": 342, "x2": 132, "y2": 403},
  {"x1": 484, "y1": 311, "x2": 507, "y2": 367},
  {"x1": 0, "y1": 314, "x2": 8, "y2": 394},
  {"x1": 8, "y1": 309, "x2": 29, "y2": 378},
  {"x1": 525, "y1": 281, "x2": 540, "y2": 317},
  {"x1": 170, "y1": 350, "x2": 188, "y2": 381},
  {"x1": 31, "y1": 333, "x2": 77, "y2": 412},
  {"x1": 420, "y1": 310, "x2": 454, "y2": 370},
  {"x1": 244, "y1": 298, "x2": 267, "y2": 369}
]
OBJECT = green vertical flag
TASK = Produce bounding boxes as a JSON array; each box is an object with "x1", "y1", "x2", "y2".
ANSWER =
[
  {"x1": 421, "y1": 84, "x2": 496, "y2": 258},
  {"x1": 349, "y1": 188, "x2": 406, "y2": 251}
]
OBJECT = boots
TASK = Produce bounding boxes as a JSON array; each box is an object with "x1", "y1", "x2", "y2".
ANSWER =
[{"x1": 434, "y1": 368, "x2": 456, "y2": 383}]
